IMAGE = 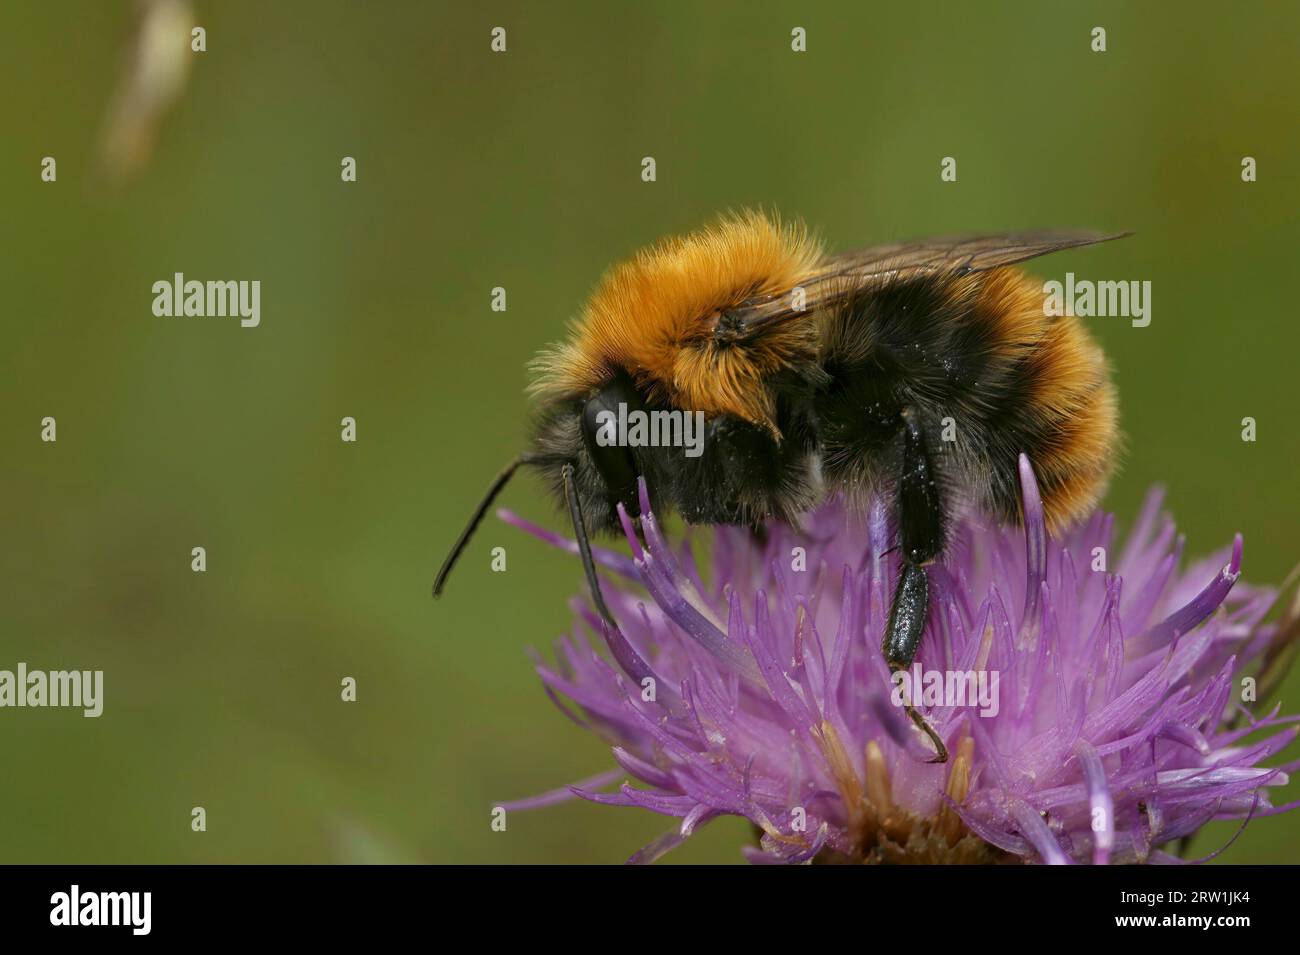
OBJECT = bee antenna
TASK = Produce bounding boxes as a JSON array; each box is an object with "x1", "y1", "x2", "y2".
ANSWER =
[
  {"x1": 433, "y1": 454, "x2": 533, "y2": 598},
  {"x1": 560, "y1": 462, "x2": 619, "y2": 634}
]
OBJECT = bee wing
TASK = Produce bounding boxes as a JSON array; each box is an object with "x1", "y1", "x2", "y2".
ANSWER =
[{"x1": 718, "y1": 229, "x2": 1131, "y2": 341}]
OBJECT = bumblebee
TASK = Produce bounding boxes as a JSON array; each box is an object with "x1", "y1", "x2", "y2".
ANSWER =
[{"x1": 435, "y1": 211, "x2": 1126, "y2": 761}]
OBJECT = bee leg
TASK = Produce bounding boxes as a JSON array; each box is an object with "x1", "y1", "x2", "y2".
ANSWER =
[
  {"x1": 561, "y1": 462, "x2": 620, "y2": 635},
  {"x1": 882, "y1": 407, "x2": 949, "y2": 763},
  {"x1": 885, "y1": 564, "x2": 948, "y2": 763}
]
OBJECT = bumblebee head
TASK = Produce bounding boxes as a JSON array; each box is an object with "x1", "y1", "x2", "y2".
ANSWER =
[
  {"x1": 430, "y1": 372, "x2": 650, "y2": 606},
  {"x1": 526, "y1": 372, "x2": 648, "y2": 535},
  {"x1": 432, "y1": 364, "x2": 814, "y2": 595},
  {"x1": 524, "y1": 365, "x2": 823, "y2": 535},
  {"x1": 430, "y1": 373, "x2": 654, "y2": 634}
]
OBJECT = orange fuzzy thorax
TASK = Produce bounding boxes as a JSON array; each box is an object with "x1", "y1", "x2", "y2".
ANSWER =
[{"x1": 530, "y1": 211, "x2": 823, "y2": 433}]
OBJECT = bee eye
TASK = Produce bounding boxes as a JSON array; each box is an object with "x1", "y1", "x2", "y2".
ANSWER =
[{"x1": 580, "y1": 380, "x2": 642, "y2": 514}]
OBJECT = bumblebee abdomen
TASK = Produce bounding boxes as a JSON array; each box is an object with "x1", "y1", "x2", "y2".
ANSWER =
[
  {"x1": 962, "y1": 269, "x2": 1118, "y2": 531},
  {"x1": 818, "y1": 267, "x2": 1118, "y2": 532}
]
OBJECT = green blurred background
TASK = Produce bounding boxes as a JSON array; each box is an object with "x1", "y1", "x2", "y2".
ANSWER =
[{"x1": 2, "y1": 1, "x2": 1297, "y2": 864}]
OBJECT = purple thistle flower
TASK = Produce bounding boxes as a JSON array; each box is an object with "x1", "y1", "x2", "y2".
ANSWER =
[{"x1": 500, "y1": 456, "x2": 1299, "y2": 864}]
